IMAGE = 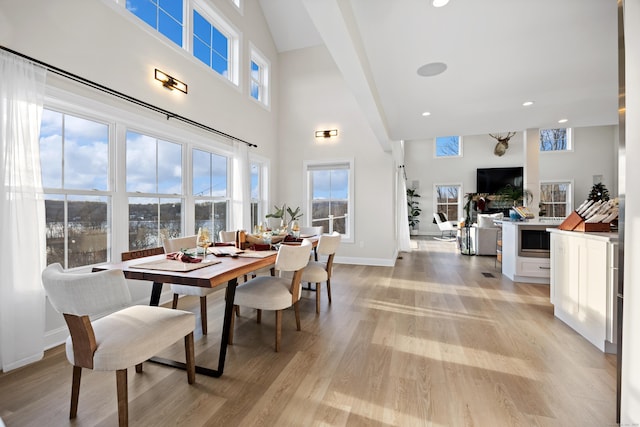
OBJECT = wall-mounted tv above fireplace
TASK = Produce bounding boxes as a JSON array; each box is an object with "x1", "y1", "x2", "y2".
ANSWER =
[{"x1": 476, "y1": 167, "x2": 523, "y2": 194}]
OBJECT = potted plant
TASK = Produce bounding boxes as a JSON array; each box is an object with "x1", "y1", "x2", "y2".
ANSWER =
[
  {"x1": 496, "y1": 185, "x2": 533, "y2": 207},
  {"x1": 407, "y1": 188, "x2": 421, "y2": 234},
  {"x1": 266, "y1": 204, "x2": 303, "y2": 230}
]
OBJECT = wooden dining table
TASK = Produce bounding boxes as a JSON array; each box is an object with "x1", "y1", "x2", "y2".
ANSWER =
[
  {"x1": 93, "y1": 250, "x2": 278, "y2": 378},
  {"x1": 92, "y1": 237, "x2": 318, "y2": 378}
]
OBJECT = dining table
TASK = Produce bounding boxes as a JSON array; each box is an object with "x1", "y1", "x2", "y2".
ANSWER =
[{"x1": 92, "y1": 237, "x2": 318, "y2": 378}]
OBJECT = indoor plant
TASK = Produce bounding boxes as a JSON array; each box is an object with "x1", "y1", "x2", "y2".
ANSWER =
[{"x1": 496, "y1": 185, "x2": 533, "y2": 207}]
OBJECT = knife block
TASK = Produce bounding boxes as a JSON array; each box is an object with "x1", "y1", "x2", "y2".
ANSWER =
[{"x1": 558, "y1": 210, "x2": 612, "y2": 232}]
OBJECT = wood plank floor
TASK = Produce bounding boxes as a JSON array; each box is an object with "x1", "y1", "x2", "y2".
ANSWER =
[{"x1": 0, "y1": 237, "x2": 617, "y2": 426}]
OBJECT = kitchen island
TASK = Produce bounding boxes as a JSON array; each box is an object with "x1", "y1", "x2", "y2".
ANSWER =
[{"x1": 548, "y1": 228, "x2": 619, "y2": 353}]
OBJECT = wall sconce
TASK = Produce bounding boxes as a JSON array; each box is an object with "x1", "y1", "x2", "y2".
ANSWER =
[
  {"x1": 315, "y1": 129, "x2": 338, "y2": 138},
  {"x1": 154, "y1": 69, "x2": 188, "y2": 94}
]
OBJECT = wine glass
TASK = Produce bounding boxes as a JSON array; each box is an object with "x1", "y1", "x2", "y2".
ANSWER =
[{"x1": 197, "y1": 227, "x2": 211, "y2": 258}]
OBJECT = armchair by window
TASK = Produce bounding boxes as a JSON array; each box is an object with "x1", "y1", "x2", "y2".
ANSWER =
[{"x1": 433, "y1": 212, "x2": 458, "y2": 239}]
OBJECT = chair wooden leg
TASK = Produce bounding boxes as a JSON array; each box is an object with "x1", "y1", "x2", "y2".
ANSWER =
[
  {"x1": 275, "y1": 310, "x2": 282, "y2": 352},
  {"x1": 229, "y1": 305, "x2": 236, "y2": 345},
  {"x1": 294, "y1": 302, "x2": 301, "y2": 331},
  {"x1": 70, "y1": 365, "x2": 82, "y2": 419},
  {"x1": 184, "y1": 332, "x2": 195, "y2": 384},
  {"x1": 199, "y1": 296, "x2": 208, "y2": 335},
  {"x1": 171, "y1": 293, "x2": 179, "y2": 309},
  {"x1": 315, "y1": 282, "x2": 321, "y2": 314},
  {"x1": 235, "y1": 305, "x2": 240, "y2": 317},
  {"x1": 326, "y1": 278, "x2": 332, "y2": 304},
  {"x1": 116, "y1": 369, "x2": 128, "y2": 427},
  {"x1": 135, "y1": 363, "x2": 143, "y2": 373},
  {"x1": 257, "y1": 309, "x2": 262, "y2": 324}
]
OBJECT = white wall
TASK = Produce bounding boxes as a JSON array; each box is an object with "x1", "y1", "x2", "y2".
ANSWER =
[
  {"x1": 276, "y1": 45, "x2": 396, "y2": 265},
  {"x1": 405, "y1": 126, "x2": 617, "y2": 235}
]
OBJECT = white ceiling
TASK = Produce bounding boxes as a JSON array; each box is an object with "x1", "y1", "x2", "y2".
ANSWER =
[{"x1": 258, "y1": 0, "x2": 619, "y2": 151}]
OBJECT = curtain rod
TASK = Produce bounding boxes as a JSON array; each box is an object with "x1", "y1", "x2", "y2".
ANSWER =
[{"x1": 1, "y1": 46, "x2": 257, "y2": 148}]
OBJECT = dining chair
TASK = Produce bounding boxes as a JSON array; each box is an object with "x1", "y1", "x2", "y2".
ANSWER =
[
  {"x1": 219, "y1": 230, "x2": 236, "y2": 243},
  {"x1": 229, "y1": 239, "x2": 312, "y2": 351},
  {"x1": 300, "y1": 231, "x2": 341, "y2": 313},
  {"x1": 41, "y1": 263, "x2": 195, "y2": 427},
  {"x1": 163, "y1": 235, "x2": 216, "y2": 335},
  {"x1": 299, "y1": 225, "x2": 323, "y2": 236}
]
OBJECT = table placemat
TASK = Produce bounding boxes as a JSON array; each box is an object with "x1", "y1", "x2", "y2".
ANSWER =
[
  {"x1": 130, "y1": 258, "x2": 221, "y2": 272},
  {"x1": 237, "y1": 250, "x2": 278, "y2": 258}
]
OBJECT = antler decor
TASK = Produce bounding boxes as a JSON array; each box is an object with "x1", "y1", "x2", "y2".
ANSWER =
[{"x1": 489, "y1": 132, "x2": 516, "y2": 156}]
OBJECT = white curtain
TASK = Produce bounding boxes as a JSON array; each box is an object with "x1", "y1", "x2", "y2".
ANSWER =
[
  {"x1": 392, "y1": 141, "x2": 412, "y2": 252},
  {"x1": 231, "y1": 140, "x2": 251, "y2": 230},
  {"x1": 0, "y1": 51, "x2": 47, "y2": 371}
]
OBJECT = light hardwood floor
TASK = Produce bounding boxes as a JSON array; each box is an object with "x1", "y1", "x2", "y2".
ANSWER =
[{"x1": 0, "y1": 238, "x2": 617, "y2": 426}]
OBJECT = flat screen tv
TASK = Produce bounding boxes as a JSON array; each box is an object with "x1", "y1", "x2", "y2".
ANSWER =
[{"x1": 476, "y1": 167, "x2": 523, "y2": 194}]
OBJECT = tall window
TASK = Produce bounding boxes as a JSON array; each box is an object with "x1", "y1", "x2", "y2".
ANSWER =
[
  {"x1": 126, "y1": 131, "x2": 183, "y2": 249},
  {"x1": 40, "y1": 109, "x2": 110, "y2": 268},
  {"x1": 540, "y1": 128, "x2": 571, "y2": 151},
  {"x1": 306, "y1": 160, "x2": 353, "y2": 241},
  {"x1": 250, "y1": 161, "x2": 264, "y2": 231},
  {"x1": 193, "y1": 148, "x2": 228, "y2": 241},
  {"x1": 540, "y1": 182, "x2": 572, "y2": 217},
  {"x1": 434, "y1": 184, "x2": 461, "y2": 221},
  {"x1": 126, "y1": 0, "x2": 184, "y2": 47},
  {"x1": 250, "y1": 46, "x2": 269, "y2": 107},
  {"x1": 435, "y1": 136, "x2": 461, "y2": 157}
]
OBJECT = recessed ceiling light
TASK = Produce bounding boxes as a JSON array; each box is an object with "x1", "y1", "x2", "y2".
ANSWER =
[
  {"x1": 432, "y1": 0, "x2": 450, "y2": 7},
  {"x1": 522, "y1": 101, "x2": 534, "y2": 107},
  {"x1": 417, "y1": 62, "x2": 447, "y2": 77},
  {"x1": 422, "y1": 112, "x2": 431, "y2": 117},
  {"x1": 558, "y1": 118, "x2": 568, "y2": 123}
]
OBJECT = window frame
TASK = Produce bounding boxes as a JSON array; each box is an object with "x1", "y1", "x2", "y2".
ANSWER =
[
  {"x1": 249, "y1": 43, "x2": 270, "y2": 109},
  {"x1": 191, "y1": 1, "x2": 240, "y2": 85},
  {"x1": 433, "y1": 183, "x2": 462, "y2": 222},
  {"x1": 303, "y1": 158, "x2": 354, "y2": 243},
  {"x1": 539, "y1": 128, "x2": 573, "y2": 152},
  {"x1": 249, "y1": 157, "x2": 269, "y2": 232},
  {"x1": 192, "y1": 147, "x2": 231, "y2": 241},
  {"x1": 539, "y1": 180, "x2": 573, "y2": 218},
  {"x1": 434, "y1": 135, "x2": 463, "y2": 158},
  {"x1": 39, "y1": 104, "x2": 114, "y2": 270}
]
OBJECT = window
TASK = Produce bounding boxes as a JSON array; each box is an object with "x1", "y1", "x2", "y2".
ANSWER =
[
  {"x1": 193, "y1": 148, "x2": 229, "y2": 241},
  {"x1": 305, "y1": 160, "x2": 353, "y2": 241},
  {"x1": 250, "y1": 46, "x2": 269, "y2": 107},
  {"x1": 540, "y1": 181, "x2": 572, "y2": 218},
  {"x1": 126, "y1": 0, "x2": 184, "y2": 47},
  {"x1": 435, "y1": 136, "x2": 461, "y2": 157},
  {"x1": 540, "y1": 128, "x2": 571, "y2": 151},
  {"x1": 40, "y1": 109, "x2": 110, "y2": 268},
  {"x1": 192, "y1": 5, "x2": 239, "y2": 84},
  {"x1": 434, "y1": 184, "x2": 461, "y2": 221},
  {"x1": 250, "y1": 161, "x2": 264, "y2": 231},
  {"x1": 126, "y1": 131, "x2": 183, "y2": 249}
]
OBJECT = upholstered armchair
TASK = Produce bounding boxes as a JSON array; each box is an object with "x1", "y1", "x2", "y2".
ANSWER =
[{"x1": 474, "y1": 213, "x2": 503, "y2": 255}]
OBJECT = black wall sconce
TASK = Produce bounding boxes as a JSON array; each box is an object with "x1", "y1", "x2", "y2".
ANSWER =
[
  {"x1": 315, "y1": 129, "x2": 338, "y2": 138},
  {"x1": 155, "y1": 69, "x2": 188, "y2": 94}
]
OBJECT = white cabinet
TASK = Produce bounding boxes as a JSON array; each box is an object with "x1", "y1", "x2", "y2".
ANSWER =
[
  {"x1": 501, "y1": 221, "x2": 555, "y2": 284},
  {"x1": 549, "y1": 229, "x2": 619, "y2": 353}
]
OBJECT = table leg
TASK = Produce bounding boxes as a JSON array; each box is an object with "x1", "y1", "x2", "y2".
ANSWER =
[
  {"x1": 148, "y1": 278, "x2": 238, "y2": 378},
  {"x1": 149, "y1": 282, "x2": 163, "y2": 306}
]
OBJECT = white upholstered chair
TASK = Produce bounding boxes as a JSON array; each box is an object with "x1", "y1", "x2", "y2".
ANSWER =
[
  {"x1": 474, "y1": 213, "x2": 503, "y2": 256},
  {"x1": 229, "y1": 239, "x2": 312, "y2": 351},
  {"x1": 41, "y1": 263, "x2": 195, "y2": 427},
  {"x1": 299, "y1": 225, "x2": 323, "y2": 236},
  {"x1": 433, "y1": 212, "x2": 458, "y2": 239},
  {"x1": 164, "y1": 235, "x2": 216, "y2": 335},
  {"x1": 219, "y1": 230, "x2": 236, "y2": 243},
  {"x1": 300, "y1": 231, "x2": 341, "y2": 313}
]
